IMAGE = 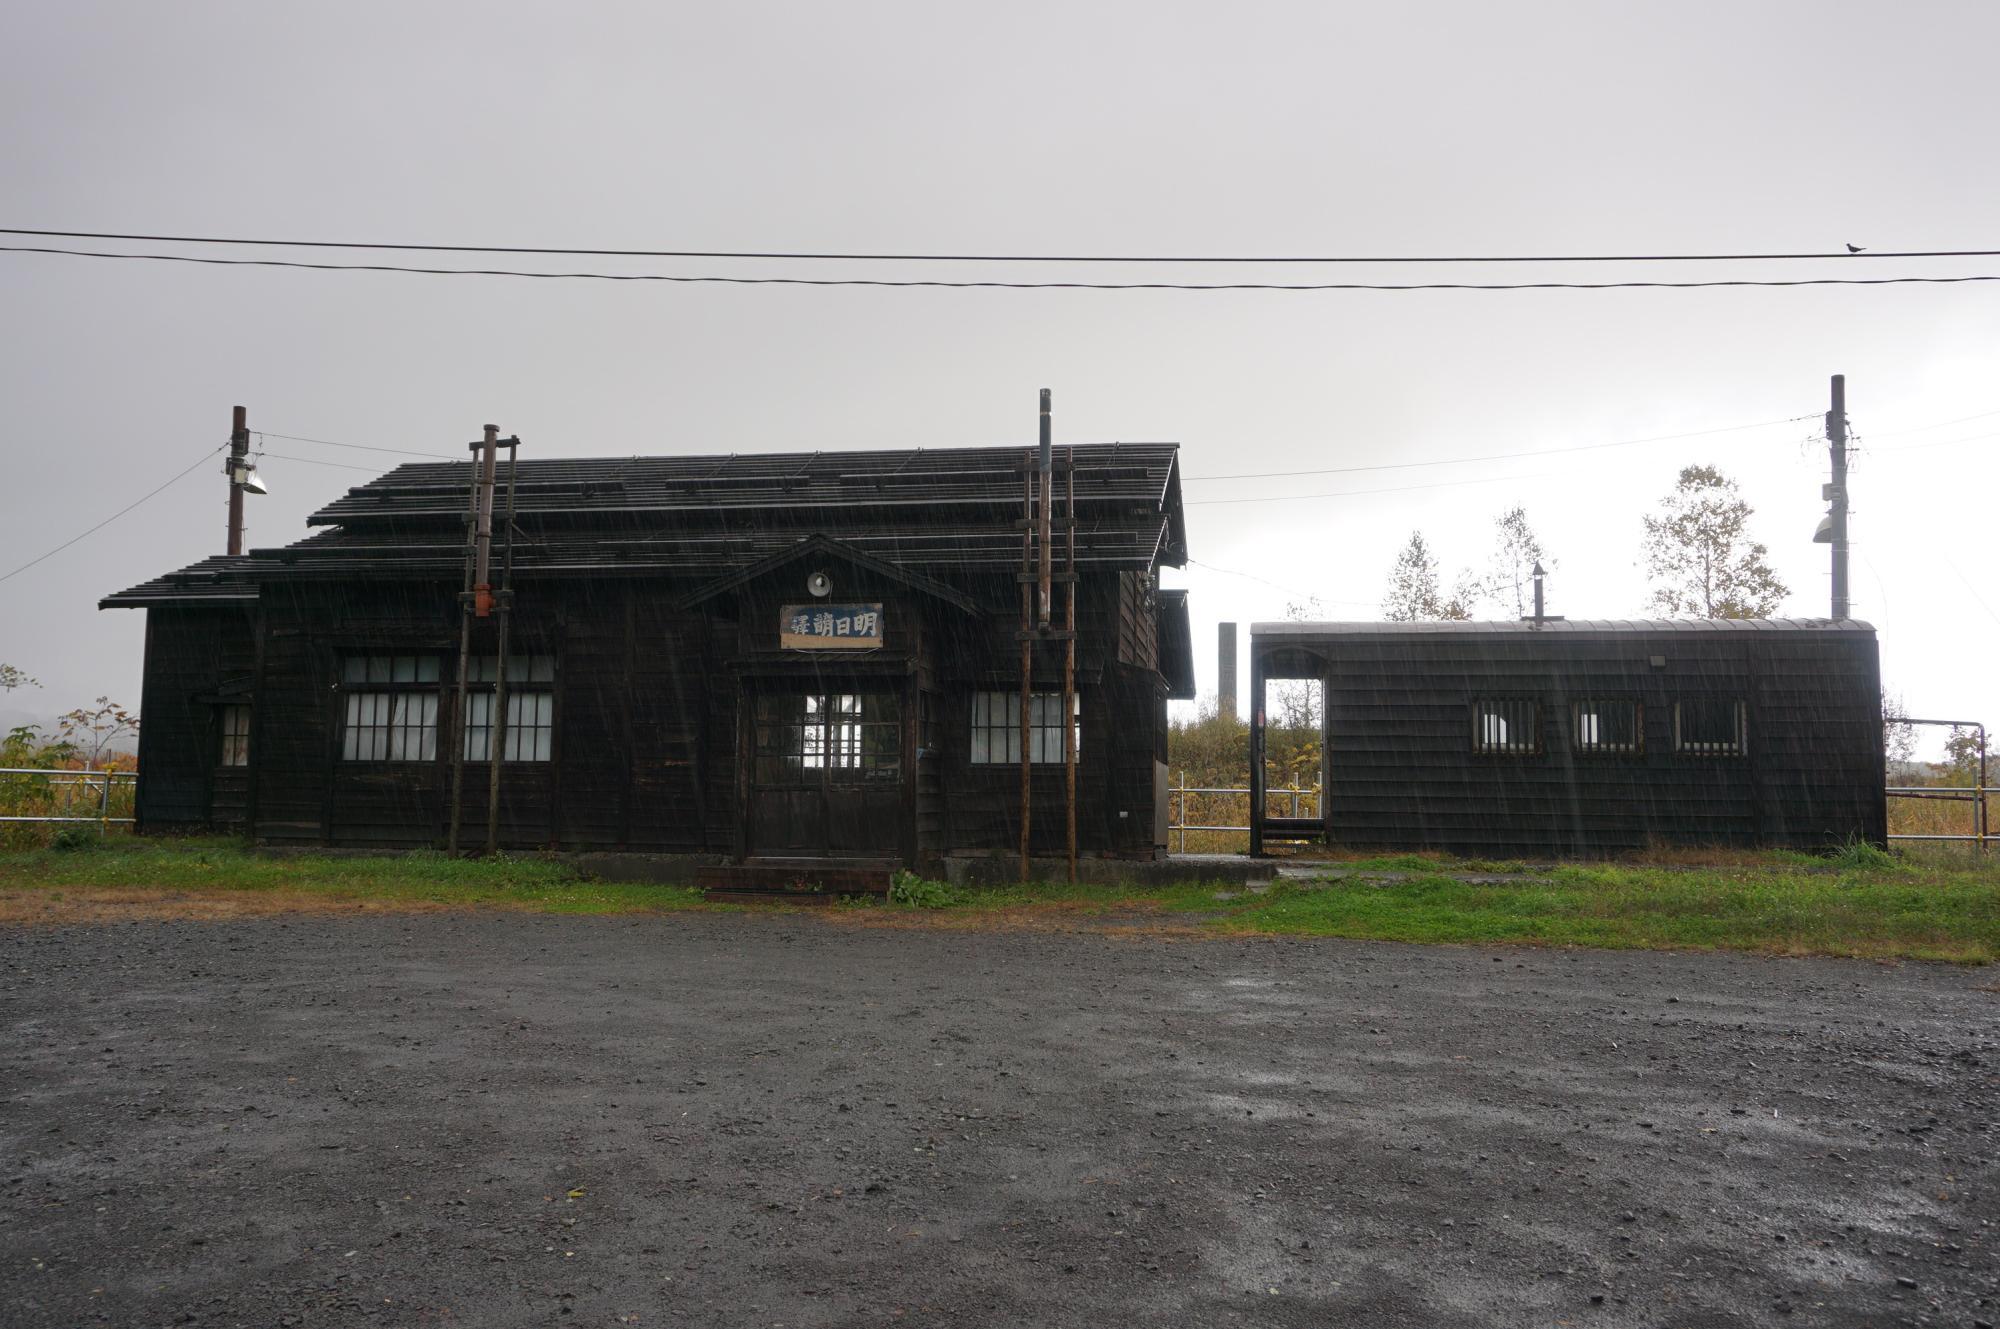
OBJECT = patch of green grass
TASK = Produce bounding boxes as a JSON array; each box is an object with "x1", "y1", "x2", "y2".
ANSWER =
[
  {"x1": 6, "y1": 841, "x2": 1996, "y2": 962},
  {"x1": 0, "y1": 838, "x2": 702, "y2": 915},
  {"x1": 1209, "y1": 861, "x2": 2000, "y2": 963}
]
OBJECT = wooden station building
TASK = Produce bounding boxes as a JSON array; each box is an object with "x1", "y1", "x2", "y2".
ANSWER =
[
  {"x1": 102, "y1": 441, "x2": 1195, "y2": 873},
  {"x1": 1249, "y1": 618, "x2": 1886, "y2": 857}
]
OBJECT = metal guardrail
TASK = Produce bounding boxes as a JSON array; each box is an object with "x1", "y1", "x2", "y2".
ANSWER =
[
  {"x1": 1167, "y1": 777, "x2": 1316, "y2": 851},
  {"x1": 1885, "y1": 718, "x2": 1988, "y2": 851},
  {"x1": 0, "y1": 767, "x2": 138, "y2": 830},
  {"x1": 1172, "y1": 777, "x2": 1993, "y2": 853}
]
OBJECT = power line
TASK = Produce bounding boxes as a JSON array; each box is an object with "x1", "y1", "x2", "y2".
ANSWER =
[
  {"x1": 257, "y1": 450, "x2": 390, "y2": 473},
  {"x1": 1186, "y1": 557, "x2": 1378, "y2": 607},
  {"x1": 0, "y1": 445, "x2": 226, "y2": 587},
  {"x1": 1185, "y1": 414, "x2": 1813, "y2": 482},
  {"x1": 3, "y1": 226, "x2": 1995, "y2": 265},
  {"x1": 256, "y1": 430, "x2": 456, "y2": 460},
  {"x1": 1859, "y1": 406, "x2": 2000, "y2": 439},
  {"x1": 1186, "y1": 472, "x2": 1551, "y2": 506},
  {"x1": 5, "y1": 244, "x2": 2000, "y2": 292}
]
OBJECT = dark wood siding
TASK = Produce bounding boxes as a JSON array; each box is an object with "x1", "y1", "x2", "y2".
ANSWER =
[
  {"x1": 139, "y1": 560, "x2": 1178, "y2": 862},
  {"x1": 1260, "y1": 625, "x2": 1884, "y2": 856},
  {"x1": 133, "y1": 607, "x2": 255, "y2": 831}
]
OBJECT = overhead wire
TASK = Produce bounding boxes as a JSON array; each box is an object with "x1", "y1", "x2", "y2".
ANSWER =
[
  {"x1": 3, "y1": 226, "x2": 1995, "y2": 265},
  {"x1": 0, "y1": 444, "x2": 227, "y2": 586},
  {"x1": 3, "y1": 244, "x2": 1999, "y2": 292},
  {"x1": 1186, "y1": 472, "x2": 1552, "y2": 506},
  {"x1": 255, "y1": 430, "x2": 457, "y2": 460},
  {"x1": 1184, "y1": 414, "x2": 1814, "y2": 482}
]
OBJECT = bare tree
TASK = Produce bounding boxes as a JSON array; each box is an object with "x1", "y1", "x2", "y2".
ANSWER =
[
  {"x1": 1487, "y1": 506, "x2": 1550, "y2": 618},
  {"x1": 1882, "y1": 689, "x2": 1916, "y2": 766},
  {"x1": 1641, "y1": 465, "x2": 1788, "y2": 618},
  {"x1": 1383, "y1": 533, "x2": 1475, "y2": 621},
  {"x1": 56, "y1": 696, "x2": 139, "y2": 768}
]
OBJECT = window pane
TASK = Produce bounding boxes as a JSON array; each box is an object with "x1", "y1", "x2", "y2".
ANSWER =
[{"x1": 1475, "y1": 699, "x2": 1537, "y2": 754}]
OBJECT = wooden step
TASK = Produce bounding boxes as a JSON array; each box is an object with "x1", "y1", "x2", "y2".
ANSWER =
[{"x1": 696, "y1": 860, "x2": 896, "y2": 903}]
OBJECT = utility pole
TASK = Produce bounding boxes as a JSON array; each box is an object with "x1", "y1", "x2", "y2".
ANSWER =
[
  {"x1": 1828, "y1": 374, "x2": 1850, "y2": 620},
  {"x1": 225, "y1": 405, "x2": 250, "y2": 555}
]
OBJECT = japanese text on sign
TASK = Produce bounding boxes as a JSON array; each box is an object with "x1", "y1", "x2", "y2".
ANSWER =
[{"x1": 780, "y1": 603, "x2": 884, "y2": 651}]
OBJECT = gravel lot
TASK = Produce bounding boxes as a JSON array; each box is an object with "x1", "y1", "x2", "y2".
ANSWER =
[{"x1": 1, "y1": 911, "x2": 1995, "y2": 1328}]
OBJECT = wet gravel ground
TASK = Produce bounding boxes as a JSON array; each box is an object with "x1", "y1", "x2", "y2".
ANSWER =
[{"x1": 1, "y1": 913, "x2": 1995, "y2": 1328}]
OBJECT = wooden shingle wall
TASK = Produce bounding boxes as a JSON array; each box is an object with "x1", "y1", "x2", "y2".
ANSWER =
[{"x1": 1287, "y1": 627, "x2": 1884, "y2": 856}]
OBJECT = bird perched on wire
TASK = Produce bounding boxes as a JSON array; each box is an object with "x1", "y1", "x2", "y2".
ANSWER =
[{"x1": 1846, "y1": 243, "x2": 1867, "y2": 253}]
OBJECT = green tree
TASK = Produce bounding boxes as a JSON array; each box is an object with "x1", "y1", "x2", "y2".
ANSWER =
[
  {"x1": 0, "y1": 663, "x2": 37, "y2": 693},
  {"x1": 1382, "y1": 532, "x2": 1474, "y2": 622},
  {"x1": 1641, "y1": 465, "x2": 1788, "y2": 618}
]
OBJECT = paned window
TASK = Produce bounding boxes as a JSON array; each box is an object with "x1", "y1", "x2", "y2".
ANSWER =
[
  {"x1": 219, "y1": 704, "x2": 251, "y2": 767},
  {"x1": 969, "y1": 691, "x2": 1080, "y2": 765},
  {"x1": 463, "y1": 653, "x2": 556, "y2": 762},
  {"x1": 754, "y1": 693, "x2": 901, "y2": 783},
  {"x1": 1674, "y1": 698, "x2": 1747, "y2": 756},
  {"x1": 1572, "y1": 699, "x2": 1641, "y2": 755},
  {"x1": 340, "y1": 654, "x2": 441, "y2": 761},
  {"x1": 1473, "y1": 698, "x2": 1540, "y2": 754}
]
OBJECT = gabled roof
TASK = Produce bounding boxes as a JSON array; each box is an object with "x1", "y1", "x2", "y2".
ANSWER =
[
  {"x1": 106, "y1": 442, "x2": 1189, "y2": 608},
  {"x1": 98, "y1": 556, "x2": 260, "y2": 609},
  {"x1": 309, "y1": 442, "x2": 1184, "y2": 537},
  {"x1": 676, "y1": 535, "x2": 980, "y2": 614},
  {"x1": 1253, "y1": 617, "x2": 1877, "y2": 638}
]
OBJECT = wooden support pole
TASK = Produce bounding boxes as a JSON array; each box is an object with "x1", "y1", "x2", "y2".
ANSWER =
[
  {"x1": 1019, "y1": 451, "x2": 1034, "y2": 883},
  {"x1": 445, "y1": 432, "x2": 482, "y2": 855},
  {"x1": 225, "y1": 405, "x2": 250, "y2": 556},
  {"x1": 1063, "y1": 448, "x2": 1077, "y2": 883},
  {"x1": 485, "y1": 437, "x2": 520, "y2": 855},
  {"x1": 1828, "y1": 374, "x2": 1850, "y2": 620}
]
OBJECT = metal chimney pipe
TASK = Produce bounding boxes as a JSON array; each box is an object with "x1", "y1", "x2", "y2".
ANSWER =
[{"x1": 1037, "y1": 389, "x2": 1053, "y2": 627}]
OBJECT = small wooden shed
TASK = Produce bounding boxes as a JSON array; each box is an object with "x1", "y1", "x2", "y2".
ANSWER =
[{"x1": 1249, "y1": 619, "x2": 1886, "y2": 856}]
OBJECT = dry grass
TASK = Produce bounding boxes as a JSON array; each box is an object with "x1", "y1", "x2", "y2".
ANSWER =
[{"x1": 0, "y1": 886, "x2": 477, "y2": 925}]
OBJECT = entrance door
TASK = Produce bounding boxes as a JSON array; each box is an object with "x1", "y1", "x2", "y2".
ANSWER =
[{"x1": 748, "y1": 691, "x2": 903, "y2": 858}]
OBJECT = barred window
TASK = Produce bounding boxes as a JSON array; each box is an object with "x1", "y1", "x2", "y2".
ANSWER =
[
  {"x1": 1674, "y1": 699, "x2": 1746, "y2": 756},
  {"x1": 219, "y1": 704, "x2": 251, "y2": 767},
  {"x1": 1572, "y1": 699, "x2": 1641, "y2": 755},
  {"x1": 340, "y1": 655, "x2": 441, "y2": 761},
  {"x1": 970, "y1": 691, "x2": 1079, "y2": 765},
  {"x1": 463, "y1": 653, "x2": 556, "y2": 762},
  {"x1": 1473, "y1": 698, "x2": 1540, "y2": 754},
  {"x1": 753, "y1": 693, "x2": 900, "y2": 783}
]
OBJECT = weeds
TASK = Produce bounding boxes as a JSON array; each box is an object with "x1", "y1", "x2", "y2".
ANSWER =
[{"x1": 888, "y1": 870, "x2": 962, "y2": 909}]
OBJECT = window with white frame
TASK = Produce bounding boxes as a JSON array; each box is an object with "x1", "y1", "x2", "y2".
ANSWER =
[
  {"x1": 1473, "y1": 698, "x2": 1540, "y2": 755},
  {"x1": 219, "y1": 704, "x2": 251, "y2": 767},
  {"x1": 340, "y1": 654, "x2": 441, "y2": 761},
  {"x1": 1673, "y1": 698, "x2": 1746, "y2": 756},
  {"x1": 1572, "y1": 699, "x2": 1641, "y2": 755},
  {"x1": 969, "y1": 691, "x2": 1079, "y2": 765},
  {"x1": 463, "y1": 653, "x2": 556, "y2": 762}
]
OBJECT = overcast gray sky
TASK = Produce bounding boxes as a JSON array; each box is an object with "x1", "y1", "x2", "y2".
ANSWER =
[{"x1": 3, "y1": 1, "x2": 1996, "y2": 752}]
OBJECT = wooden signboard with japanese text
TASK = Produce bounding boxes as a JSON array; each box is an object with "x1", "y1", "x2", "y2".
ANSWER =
[{"x1": 780, "y1": 603, "x2": 884, "y2": 651}]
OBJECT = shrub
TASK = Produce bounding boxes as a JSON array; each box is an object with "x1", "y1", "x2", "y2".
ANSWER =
[
  {"x1": 889, "y1": 870, "x2": 962, "y2": 909},
  {"x1": 50, "y1": 824, "x2": 103, "y2": 853}
]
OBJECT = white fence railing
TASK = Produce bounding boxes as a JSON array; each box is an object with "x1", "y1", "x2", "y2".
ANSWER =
[{"x1": 0, "y1": 768, "x2": 138, "y2": 830}]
